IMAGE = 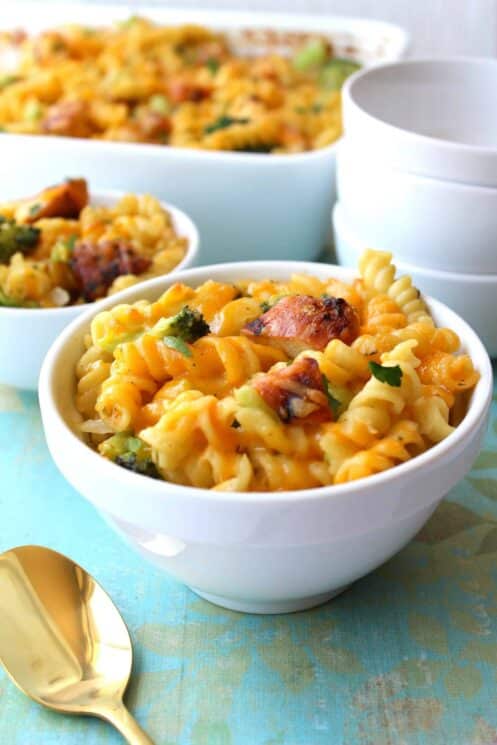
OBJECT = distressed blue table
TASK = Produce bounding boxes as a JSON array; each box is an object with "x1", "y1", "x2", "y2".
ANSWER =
[{"x1": 1, "y1": 375, "x2": 497, "y2": 745}]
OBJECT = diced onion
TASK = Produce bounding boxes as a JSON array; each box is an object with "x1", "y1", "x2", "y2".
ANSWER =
[
  {"x1": 49, "y1": 287, "x2": 70, "y2": 307},
  {"x1": 80, "y1": 419, "x2": 114, "y2": 434}
]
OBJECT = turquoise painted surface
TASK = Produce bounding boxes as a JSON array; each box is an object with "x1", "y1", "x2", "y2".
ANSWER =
[{"x1": 1, "y1": 377, "x2": 497, "y2": 745}]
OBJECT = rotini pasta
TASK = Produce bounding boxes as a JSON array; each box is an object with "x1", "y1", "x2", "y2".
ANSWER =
[
  {"x1": 334, "y1": 420, "x2": 425, "y2": 484},
  {"x1": 75, "y1": 249, "x2": 480, "y2": 491}
]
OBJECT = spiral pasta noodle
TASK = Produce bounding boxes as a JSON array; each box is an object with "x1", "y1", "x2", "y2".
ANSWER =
[
  {"x1": 320, "y1": 341, "x2": 422, "y2": 476},
  {"x1": 334, "y1": 420, "x2": 425, "y2": 484},
  {"x1": 358, "y1": 249, "x2": 396, "y2": 296},
  {"x1": 387, "y1": 275, "x2": 432, "y2": 325},
  {"x1": 76, "y1": 338, "x2": 113, "y2": 424},
  {"x1": 297, "y1": 339, "x2": 370, "y2": 387},
  {"x1": 412, "y1": 393, "x2": 455, "y2": 443},
  {"x1": 362, "y1": 294, "x2": 407, "y2": 334}
]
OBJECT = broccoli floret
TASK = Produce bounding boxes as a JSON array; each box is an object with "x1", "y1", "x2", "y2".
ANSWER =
[
  {"x1": 0, "y1": 216, "x2": 40, "y2": 264},
  {"x1": 153, "y1": 306, "x2": 210, "y2": 344},
  {"x1": 167, "y1": 306, "x2": 210, "y2": 342},
  {"x1": 115, "y1": 453, "x2": 162, "y2": 480},
  {"x1": 100, "y1": 433, "x2": 162, "y2": 480}
]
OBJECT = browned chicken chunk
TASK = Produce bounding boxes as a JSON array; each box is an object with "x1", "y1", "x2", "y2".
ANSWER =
[
  {"x1": 42, "y1": 100, "x2": 96, "y2": 138},
  {"x1": 167, "y1": 78, "x2": 212, "y2": 103},
  {"x1": 254, "y1": 356, "x2": 332, "y2": 423},
  {"x1": 242, "y1": 294, "x2": 359, "y2": 356},
  {"x1": 136, "y1": 110, "x2": 171, "y2": 141},
  {"x1": 22, "y1": 178, "x2": 89, "y2": 223},
  {"x1": 71, "y1": 239, "x2": 151, "y2": 302}
]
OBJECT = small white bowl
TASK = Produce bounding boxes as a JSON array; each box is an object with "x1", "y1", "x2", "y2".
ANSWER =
[
  {"x1": 39, "y1": 260, "x2": 492, "y2": 614},
  {"x1": 343, "y1": 58, "x2": 497, "y2": 188},
  {"x1": 336, "y1": 142, "x2": 497, "y2": 275},
  {"x1": 333, "y1": 201, "x2": 497, "y2": 357},
  {"x1": 0, "y1": 191, "x2": 199, "y2": 390}
]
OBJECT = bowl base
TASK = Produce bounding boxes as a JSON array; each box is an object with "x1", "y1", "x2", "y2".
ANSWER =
[{"x1": 190, "y1": 585, "x2": 350, "y2": 614}]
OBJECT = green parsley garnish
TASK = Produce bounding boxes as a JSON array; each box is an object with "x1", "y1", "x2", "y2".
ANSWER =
[
  {"x1": 322, "y1": 375, "x2": 341, "y2": 417},
  {"x1": 163, "y1": 336, "x2": 192, "y2": 357},
  {"x1": 28, "y1": 203, "x2": 42, "y2": 217},
  {"x1": 206, "y1": 58, "x2": 220, "y2": 75},
  {"x1": 204, "y1": 115, "x2": 250, "y2": 135},
  {"x1": 260, "y1": 295, "x2": 285, "y2": 313},
  {"x1": 368, "y1": 361, "x2": 403, "y2": 387}
]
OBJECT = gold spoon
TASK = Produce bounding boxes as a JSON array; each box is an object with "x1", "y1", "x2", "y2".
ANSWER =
[{"x1": 0, "y1": 545, "x2": 154, "y2": 744}]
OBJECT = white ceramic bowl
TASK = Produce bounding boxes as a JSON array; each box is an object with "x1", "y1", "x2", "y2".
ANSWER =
[
  {"x1": 39, "y1": 261, "x2": 492, "y2": 615},
  {"x1": 343, "y1": 58, "x2": 497, "y2": 188},
  {"x1": 0, "y1": 191, "x2": 199, "y2": 390},
  {"x1": 0, "y1": 3, "x2": 408, "y2": 265},
  {"x1": 336, "y1": 142, "x2": 497, "y2": 275},
  {"x1": 332, "y1": 201, "x2": 497, "y2": 357}
]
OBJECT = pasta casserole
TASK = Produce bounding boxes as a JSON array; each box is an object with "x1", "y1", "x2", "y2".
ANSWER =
[
  {"x1": 75, "y1": 249, "x2": 480, "y2": 491},
  {"x1": 0, "y1": 18, "x2": 359, "y2": 153},
  {"x1": 0, "y1": 179, "x2": 187, "y2": 307}
]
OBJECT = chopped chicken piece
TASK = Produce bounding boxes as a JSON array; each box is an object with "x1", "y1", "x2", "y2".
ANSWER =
[
  {"x1": 253, "y1": 356, "x2": 331, "y2": 423},
  {"x1": 137, "y1": 110, "x2": 171, "y2": 141},
  {"x1": 19, "y1": 178, "x2": 89, "y2": 223},
  {"x1": 167, "y1": 77, "x2": 212, "y2": 103},
  {"x1": 71, "y1": 239, "x2": 151, "y2": 301},
  {"x1": 242, "y1": 294, "x2": 359, "y2": 356},
  {"x1": 42, "y1": 100, "x2": 96, "y2": 138}
]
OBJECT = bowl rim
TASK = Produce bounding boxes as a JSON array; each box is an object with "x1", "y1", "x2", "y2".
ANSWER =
[
  {"x1": 332, "y1": 201, "x2": 497, "y2": 283},
  {"x1": 343, "y1": 56, "x2": 497, "y2": 157},
  {"x1": 39, "y1": 259, "x2": 493, "y2": 504},
  {"x1": 337, "y1": 139, "x2": 497, "y2": 196},
  {"x1": 1, "y1": 129, "x2": 341, "y2": 165},
  {"x1": 0, "y1": 187, "x2": 199, "y2": 316}
]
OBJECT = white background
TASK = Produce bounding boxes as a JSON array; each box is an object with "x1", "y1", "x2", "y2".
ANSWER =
[{"x1": 47, "y1": 0, "x2": 496, "y2": 57}]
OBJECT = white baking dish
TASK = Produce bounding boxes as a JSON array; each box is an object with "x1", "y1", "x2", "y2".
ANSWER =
[{"x1": 0, "y1": 4, "x2": 408, "y2": 264}]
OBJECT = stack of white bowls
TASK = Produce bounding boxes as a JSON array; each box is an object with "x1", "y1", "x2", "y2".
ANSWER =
[{"x1": 332, "y1": 58, "x2": 497, "y2": 357}]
